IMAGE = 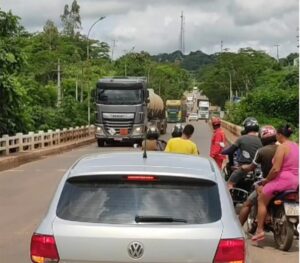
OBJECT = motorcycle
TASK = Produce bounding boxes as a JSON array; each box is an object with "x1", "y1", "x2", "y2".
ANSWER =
[
  {"x1": 222, "y1": 155, "x2": 262, "y2": 213},
  {"x1": 246, "y1": 189, "x2": 299, "y2": 251},
  {"x1": 228, "y1": 168, "x2": 262, "y2": 213}
]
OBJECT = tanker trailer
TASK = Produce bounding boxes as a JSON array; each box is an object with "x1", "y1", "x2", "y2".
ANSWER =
[{"x1": 147, "y1": 89, "x2": 167, "y2": 134}]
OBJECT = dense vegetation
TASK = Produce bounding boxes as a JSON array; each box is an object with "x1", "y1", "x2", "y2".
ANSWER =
[
  {"x1": 196, "y1": 49, "x2": 299, "y2": 137},
  {"x1": 0, "y1": 1, "x2": 298, "y2": 137},
  {"x1": 0, "y1": 4, "x2": 190, "y2": 135},
  {"x1": 153, "y1": 50, "x2": 215, "y2": 71}
]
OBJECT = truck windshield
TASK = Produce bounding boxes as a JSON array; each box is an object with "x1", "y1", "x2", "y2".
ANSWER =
[
  {"x1": 199, "y1": 107, "x2": 209, "y2": 111},
  {"x1": 97, "y1": 88, "x2": 143, "y2": 105},
  {"x1": 167, "y1": 106, "x2": 180, "y2": 110}
]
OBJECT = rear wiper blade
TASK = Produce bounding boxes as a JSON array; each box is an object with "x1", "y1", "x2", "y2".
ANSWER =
[{"x1": 135, "y1": 215, "x2": 187, "y2": 223}]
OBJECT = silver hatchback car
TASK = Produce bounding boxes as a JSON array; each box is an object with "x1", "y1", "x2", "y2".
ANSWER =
[{"x1": 30, "y1": 152, "x2": 247, "y2": 263}]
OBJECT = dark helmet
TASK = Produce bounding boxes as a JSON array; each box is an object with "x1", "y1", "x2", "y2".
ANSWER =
[
  {"x1": 171, "y1": 123, "x2": 184, "y2": 138},
  {"x1": 146, "y1": 126, "x2": 159, "y2": 140},
  {"x1": 259, "y1": 125, "x2": 277, "y2": 146},
  {"x1": 242, "y1": 117, "x2": 259, "y2": 134}
]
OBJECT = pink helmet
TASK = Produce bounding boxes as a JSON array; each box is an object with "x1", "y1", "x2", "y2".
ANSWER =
[
  {"x1": 259, "y1": 125, "x2": 277, "y2": 138},
  {"x1": 259, "y1": 125, "x2": 277, "y2": 145}
]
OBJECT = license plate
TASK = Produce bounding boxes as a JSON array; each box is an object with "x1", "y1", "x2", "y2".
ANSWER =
[
  {"x1": 113, "y1": 138, "x2": 123, "y2": 142},
  {"x1": 284, "y1": 202, "x2": 299, "y2": 216},
  {"x1": 120, "y1": 128, "x2": 128, "y2": 135}
]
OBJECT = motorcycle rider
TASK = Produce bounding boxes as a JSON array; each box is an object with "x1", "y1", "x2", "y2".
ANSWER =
[
  {"x1": 222, "y1": 117, "x2": 262, "y2": 189},
  {"x1": 238, "y1": 125, "x2": 278, "y2": 226},
  {"x1": 171, "y1": 123, "x2": 184, "y2": 138},
  {"x1": 142, "y1": 126, "x2": 165, "y2": 151},
  {"x1": 210, "y1": 117, "x2": 226, "y2": 169}
]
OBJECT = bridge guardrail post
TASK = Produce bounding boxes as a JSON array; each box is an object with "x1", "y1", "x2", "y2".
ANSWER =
[
  {"x1": 38, "y1": 131, "x2": 44, "y2": 149},
  {"x1": 16, "y1": 133, "x2": 23, "y2": 152},
  {"x1": 3, "y1": 135, "x2": 10, "y2": 155},
  {"x1": 47, "y1": 130, "x2": 53, "y2": 147}
]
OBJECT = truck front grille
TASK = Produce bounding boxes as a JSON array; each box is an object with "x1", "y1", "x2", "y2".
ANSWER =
[{"x1": 103, "y1": 118, "x2": 134, "y2": 135}]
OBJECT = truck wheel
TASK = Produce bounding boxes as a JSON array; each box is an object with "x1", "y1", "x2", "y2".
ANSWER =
[{"x1": 97, "y1": 139, "x2": 105, "y2": 147}]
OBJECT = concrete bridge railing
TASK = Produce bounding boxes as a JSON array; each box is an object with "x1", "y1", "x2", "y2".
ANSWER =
[
  {"x1": 220, "y1": 120, "x2": 242, "y2": 144},
  {"x1": 0, "y1": 125, "x2": 95, "y2": 157}
]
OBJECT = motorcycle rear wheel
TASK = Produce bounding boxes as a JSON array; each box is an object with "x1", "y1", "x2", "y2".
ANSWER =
[{"x1": 273, "y1": 206, "x2": 294, "y2": 251}]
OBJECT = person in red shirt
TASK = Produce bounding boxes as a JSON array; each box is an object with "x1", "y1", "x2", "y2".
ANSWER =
[{"x1": 210, "y1": 117, "x2": 226, "y2": 169}]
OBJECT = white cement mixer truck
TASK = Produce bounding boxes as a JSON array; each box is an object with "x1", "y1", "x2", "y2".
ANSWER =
[{"x1": 95, "y1": 77, "x2": 167, "y2": 147}]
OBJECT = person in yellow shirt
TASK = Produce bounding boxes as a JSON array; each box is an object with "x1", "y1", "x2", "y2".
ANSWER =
[{"x1": 165, "y1": 124, "x2": 199, "y2": 155}]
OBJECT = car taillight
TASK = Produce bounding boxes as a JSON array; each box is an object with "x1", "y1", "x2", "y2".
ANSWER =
[
  {"x1": 213, "y1": 239, "x2": 245, "y2": 263},
  {"x1": 126, "y1": 175, "x2": 157, "y2": 181},
  {"x1": 30, "y1": 234, "x2": 60, "y2": 263}
]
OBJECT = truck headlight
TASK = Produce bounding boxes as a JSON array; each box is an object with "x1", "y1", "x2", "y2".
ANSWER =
[
  {"x1": 132, "y1": 126, "x2": 143, "y2": 135},
  {"x1": 135, "y1": 127, "x2": 142, "y2": 133},
  {"x1": 96, "y1": 127, "x2": 104, "y2": 135}
]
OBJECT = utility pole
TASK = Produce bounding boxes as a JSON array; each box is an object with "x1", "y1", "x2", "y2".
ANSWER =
[
  {"x1": 75, "y1": 74, "x2": 78, "y2": 101},
  {"x1": 297, "y1": 27, "x2": 299, "y2": 48},
  {"x1": 57, "y1": 59, "x2": 61, "y2": 106},
  {"x1": 274, "y1": 44, "x2": 280, "y2": 61},
  {"x1": 221, "y1": 40, "x2": 223, "y2": 53},
  {"x1": 80, "y1": 66, "x2": 83, "y2": 103},
  {"x1": 111, "y1": 39, "x2": 116, "y2": 60},
  {"x1": 229, "y1": 72, "x2": 232, "y2": 102},
  {"x1": 86, "y1": 16, "x2": 106, "y2": 125},
  {"x1": 123, "y1": 46, "x2": 134, "y2": 77},
  {"x1": 180, "y1": 11, "x2": 185, "y2": 54}
]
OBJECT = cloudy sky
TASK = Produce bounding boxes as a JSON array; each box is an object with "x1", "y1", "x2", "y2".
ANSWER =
[{"x1": 2, "y1": 0, "x2": 299, "y2": 58}]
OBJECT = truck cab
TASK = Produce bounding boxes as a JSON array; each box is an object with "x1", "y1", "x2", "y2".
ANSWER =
[
  {"x1": 166, "y1": 100, "x2": 182, "y2": 123},
  {"x1": 197, "y1": 100, "x2": 210, "y2": 120},
  {"x1": 95, "y1": 77, "x2": 148, "y2": 146}
]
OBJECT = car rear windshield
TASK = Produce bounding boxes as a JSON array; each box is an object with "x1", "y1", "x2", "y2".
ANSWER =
[{"x1": 57, "y1": 177, "x2": 221, "y2": 224}]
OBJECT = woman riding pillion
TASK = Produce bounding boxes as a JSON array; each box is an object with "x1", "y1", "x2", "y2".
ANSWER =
[{"x1": 252, "y1": 125, "x2": 299, "y2": 242}]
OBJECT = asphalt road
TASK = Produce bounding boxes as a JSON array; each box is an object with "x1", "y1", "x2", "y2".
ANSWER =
[{"x1": 0, "y1": 121, "x2": 298, "y2": 262}]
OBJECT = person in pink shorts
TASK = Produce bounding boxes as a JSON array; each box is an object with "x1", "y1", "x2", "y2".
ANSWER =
[{"x1": 252, "y1": 124, "x2": 299, "y2": 241}]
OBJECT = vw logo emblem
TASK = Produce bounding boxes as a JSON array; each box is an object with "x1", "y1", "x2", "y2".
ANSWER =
[{"x1": 128, "y1": 241, "x2": 144, "y2": 259}]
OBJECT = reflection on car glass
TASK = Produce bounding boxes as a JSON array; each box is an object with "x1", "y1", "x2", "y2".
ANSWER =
[{"x1": 57, "y1": 182, "x2": 221, "y2": 224}]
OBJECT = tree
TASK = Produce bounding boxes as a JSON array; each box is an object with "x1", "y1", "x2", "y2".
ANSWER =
[
  {"x1": 43, "y1": 20, "x2": 59, "y2": 50},
  {"x1": 0, "y1": 9, "x2": 30, "y2": 135},
  {"x1": 197, "y1": 48, "x2": 276, "y2": 107},
  {"x1": 61, "y1": 0, "x2": 81, "y2": 37}
]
